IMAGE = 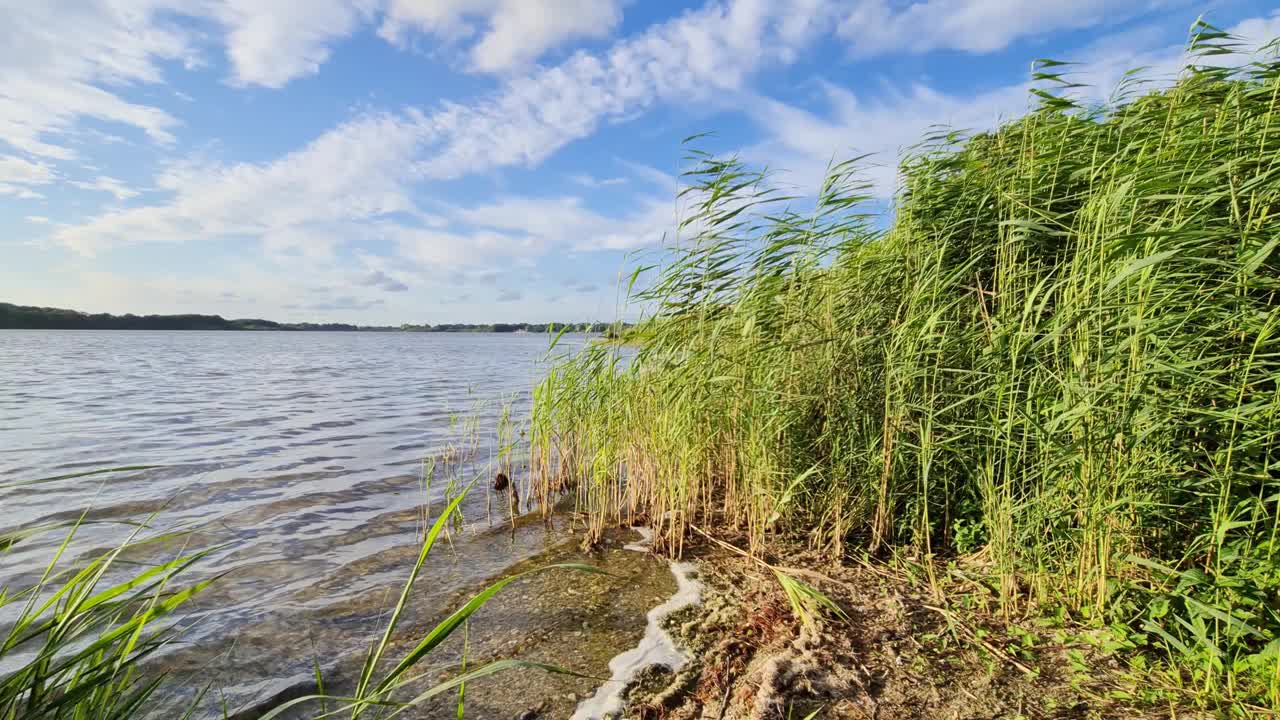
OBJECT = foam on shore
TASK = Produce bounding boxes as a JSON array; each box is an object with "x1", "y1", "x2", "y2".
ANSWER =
[
  {"x1": 622, "y1": 525, "x2": 654, "y2": 552},
  {"x1": 571, "y1": 529, "x2": 702, "y2": 720}
]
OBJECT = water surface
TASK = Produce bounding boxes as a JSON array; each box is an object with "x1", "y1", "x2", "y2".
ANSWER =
[{"x1": 0, "y1": 330, "x2": 596, "y2": 716}]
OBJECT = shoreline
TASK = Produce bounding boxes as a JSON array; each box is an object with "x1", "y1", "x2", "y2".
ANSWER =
[{"x1": 144, "y1": 517, "x2": 682, "y2": 720}]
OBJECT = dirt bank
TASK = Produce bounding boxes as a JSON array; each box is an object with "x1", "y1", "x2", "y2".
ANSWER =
[{"x1": 617, "y1": 540, "x2": 1218, "y2": 720}]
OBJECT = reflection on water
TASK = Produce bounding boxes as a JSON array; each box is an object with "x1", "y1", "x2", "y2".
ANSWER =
[{"x1": 0, "y1": 330, "x2": 592, "y2": 717}]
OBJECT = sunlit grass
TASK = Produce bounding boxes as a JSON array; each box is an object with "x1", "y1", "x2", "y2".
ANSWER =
[{"x1": 531, "y1": 22, "x2": 1280, "y2": 710}]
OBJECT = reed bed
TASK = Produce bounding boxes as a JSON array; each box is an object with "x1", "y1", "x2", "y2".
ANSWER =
[{"x1": 531, "y1": 24, "x2": 1280, "y2": 708}]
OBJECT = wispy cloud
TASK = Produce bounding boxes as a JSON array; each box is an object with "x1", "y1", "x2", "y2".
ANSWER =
[
  {"x1": 0, "y1": 2, "x2": 186, "y2": 160},
  {"x1": 836, "y1": 0, "x2": 1188, "y2": 57},
  {"x1": 569, "y1": 173, "x2": 629, "y2": 188},
  {"x1": 13, "y1": 0, "x2": 1280, "y2": 326},
  {"x1": 0, "y1": 155, "x2": 56, "y2": 198},
  {"x1": 54, "y1": 0, "x2": 803, "y2": 259},
  {"x1": 450, "y1": 194, "x2": 675, "y2": 252},
  {"x1": 0, "y1": 0, "x2": 1220, "y2": 168},
  {"x1": 54, "y1": 112, "x2": 426, "y2": 255},
  {"x1": 744, "y1": 79, "x2": 1032, "y2": 196},
  {"x1": 380, "y1": 0, "x2": 626, "y2": 73},
  {"x1": 69, "y1": 176, "x2": 140, "y2": 201},
  {"x1": 0, "y1": 0, "x2": 628, "y2": 160},
  {"x1": 746, "y1": 9, "x2": 1280, "y2": 197}
]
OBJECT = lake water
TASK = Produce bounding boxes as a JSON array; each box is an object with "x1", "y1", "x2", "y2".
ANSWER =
[{"x1": 0, "y1": 330, "x2": 615, "y2": 717}]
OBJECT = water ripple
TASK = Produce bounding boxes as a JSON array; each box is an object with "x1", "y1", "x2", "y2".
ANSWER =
[{"x1": 0, "y1": 330, "x2": 589, "y2": 717}]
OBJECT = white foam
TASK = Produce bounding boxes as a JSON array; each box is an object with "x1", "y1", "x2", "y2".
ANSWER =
[
  {"x1": 571, "y1": 556, "x2": 702, "y2": 720},
  {"x1": 622, "y1": 525, "x2": 654, "y2": 552}
]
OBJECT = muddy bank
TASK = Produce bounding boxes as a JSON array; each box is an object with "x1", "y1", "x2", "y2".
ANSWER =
[
  {"x1": 617, "y1": 542, "x2": 1217, "y2": 720},
  {"x1": 403, "y1": 525, "x2": 685, "y2": 720}
]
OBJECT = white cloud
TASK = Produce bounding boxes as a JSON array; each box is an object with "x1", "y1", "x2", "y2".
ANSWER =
[
  {"x1": 0, "y1": 0, "x2": 628, "y2": 159},
  {"x1": 208, "y1": 0, "x2": 379, "y2": 88},
  {"x1": 837, "y1": 0, "x2": 1181, "y2": 57},
  {"x1": 0, "y1": 0, "x2": 1190, "y2": 163},
  {"x1": 55, "y1": 111, "x2": 428, "y2": 254},
  {"x1": 51, "y1": 0, "x2": 833, "y2": 257},
  {"x1": 381, "y1": 0, "x2": 625, "y2": 73},
  {"x1": 381, "y1": 190, "x2": 676, "y2": 272},
  {"x1": 0, "y1": 155, "x2": 55, "y2": 185},
  {"x1": 453, "y1": 192, "x2": 677, "y2": 252},
  {"x1": 471, "y1": 0, "x2": 622, "y2": 73},
  {"x1": 69, "y1": 176, "x2": 141, "y2": 201},
  {"x1": 745, "y1": 80, "x2": 1031, "y2": 195},
  {"x1": 40, "y1": 0, "x2": 1280, "y2": 276},
  {"x1": 570, "y1": 173, "x2": 628, "y2": 188},
  {"x1": 408, "y1": 0, "x2": 837, "y2": 181},
  {"x1": 391, "y1": 226, "x2": 541, "y2": 268},
  {"x1": 1052, "y1": 12, "x2": 1280, "y2": 101},
  {"x1": 0, "y1": 0, "x2": 1245, "y2": 169},
  {"x1": 0, "y1": 187, "x2": 43, "y2": 199},
  {"x1": 397, "y1": 0, "x2": 1174, "y2": 186},
  {"x1": 619, "y1": 160, "x2": 681, "y2": 194},
  {"x1": 205, "y1": 0, "x2": 631, "y2": 85},
  {"x1": 0, "y1": 0, "x2": 187, "y2": 159},
  {"x1": 749, "y1": 9, "x2": 1280, "y2": 198},
  {"x1": 0, "y1": 155, "x2": 56, "y2": 198},
  {"x1": 1230, "y1": 10, "x2": 1280, "y2": 52},
  {"x1": 24, "y1": 216, "x2": 51, "y2": 224}
]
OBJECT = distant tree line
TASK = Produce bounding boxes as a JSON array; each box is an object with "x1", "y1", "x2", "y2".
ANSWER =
[
  {"x1": 401, "y1": 322, "x2": 617, "y2": 333},
  {"x1": 0, "y1": 302, "x2": 622, "y2": 334}
]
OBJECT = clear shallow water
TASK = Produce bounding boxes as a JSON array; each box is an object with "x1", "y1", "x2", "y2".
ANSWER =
[{"x1": 0, "y1": 330, "x2": 590, "y2": 716}]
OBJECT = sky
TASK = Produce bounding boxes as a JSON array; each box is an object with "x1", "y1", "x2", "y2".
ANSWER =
[{"x1": 2, "y1": 1, "x2": 1279, "y2": 325}]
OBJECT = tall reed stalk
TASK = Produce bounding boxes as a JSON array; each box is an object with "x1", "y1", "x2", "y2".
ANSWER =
[{"x1": 531, "y1": 23, "x2": 1280, "y2": 708}]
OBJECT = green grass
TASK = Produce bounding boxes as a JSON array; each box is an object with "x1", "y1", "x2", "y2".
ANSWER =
[{"x1": 530, "y1": 22, "x2": 1280, "y2": 711}]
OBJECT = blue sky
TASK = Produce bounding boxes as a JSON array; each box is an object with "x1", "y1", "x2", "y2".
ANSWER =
[{"x1": 2, "y1": 0, "x2": 1278, "y2": 324}]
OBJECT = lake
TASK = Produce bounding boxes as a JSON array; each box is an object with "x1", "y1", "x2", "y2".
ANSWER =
[{"x1": 0, "y1": 330, "x2": 643, "y2": 718}]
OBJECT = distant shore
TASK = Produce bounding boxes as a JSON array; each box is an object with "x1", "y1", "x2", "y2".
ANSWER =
[{"x1": 0, "y1": 301, "x2": 624, "y2": 334}]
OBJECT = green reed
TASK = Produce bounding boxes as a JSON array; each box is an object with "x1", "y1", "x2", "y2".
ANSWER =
[
  {"x1": 531, "y1": 22, "x2": 1280, "y2": 709},
  {"x1": 0, "y1": 468, "x2": 221, "y2": 720}
]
